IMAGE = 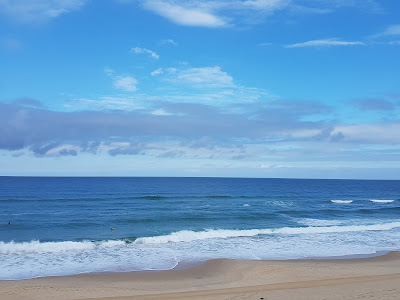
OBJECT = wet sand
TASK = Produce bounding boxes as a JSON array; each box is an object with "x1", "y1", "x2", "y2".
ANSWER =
[{"x1": 1, "y1": 252, "x2": 400, "y2": 300}]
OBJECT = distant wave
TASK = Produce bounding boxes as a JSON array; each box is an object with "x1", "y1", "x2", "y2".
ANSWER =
[
  {"x1": 331, "y1": 200, "x2": 353, "y2": 204},
  {"x1": 139, "y1": 195, "x2": 168, "y2": 200},
  {"x1": 0, "y1": 194, "x2": 299, "y2": 203},
  {"x1": 0, "y1": 198, "x2": 106, "y2": 203},
  {"x1": 134, "y1": 222, "x2": 400, "y2": 244},
  {"x1": 369, "y1": 199, "x2": 395, "y2": 203}
]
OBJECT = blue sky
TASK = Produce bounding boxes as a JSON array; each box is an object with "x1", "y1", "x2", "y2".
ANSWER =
[{"x1": 1, "y1": 0, "x2": 400, "y2": 179}]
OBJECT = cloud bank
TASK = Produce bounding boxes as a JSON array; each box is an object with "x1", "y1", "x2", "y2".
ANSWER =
[{"x1": 2, "y1": 98, "x2": 399, "y2": 162}]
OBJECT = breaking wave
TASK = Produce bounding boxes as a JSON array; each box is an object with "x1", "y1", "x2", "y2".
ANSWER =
[
  {"x1": 369, "y1": 199, "x2": 395, "y2": 203},
  {"x1": 134, "y1": 222, "x2": 400, "y2": 244},
  {"x1": 0, "y1": 240, "x2": 126, "y2": 255},
  {"x1": 331, "y1": 200, "x2": 353, "y2": 204}
]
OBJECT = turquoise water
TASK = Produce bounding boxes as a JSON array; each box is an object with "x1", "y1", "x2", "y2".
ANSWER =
[{"x1": 0, "y1": 177, "x2": 399, "y2": 279}]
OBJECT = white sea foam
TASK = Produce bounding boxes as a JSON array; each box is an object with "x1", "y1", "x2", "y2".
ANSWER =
[
  {"x1": 2, "y1": 223, "x2": 400, "y2": 257},
  {"x1": 369, "y1": 199, "x2": 395, "y2": 203},
  {"x1": 0, "y1": 240, "x2": 96, "y2": 254},
  {"x1": 2, "y1": 221, "x2": 400, "y2": 280},
  {"x1": 243, "y1": 204, "x2": 250, "y2": 207},
  {"x1": 0, "y1": 240, "x2": 128, "y2": 255},
  {"x1": 134, "y1": 222, "x2": 400, "y2": 244},
  {"x1": 331, "y1": 200, "x2": 353, "y2": 204},
  {"x1": 0, "y1": 241, "x2": 178, "y2": 280}
]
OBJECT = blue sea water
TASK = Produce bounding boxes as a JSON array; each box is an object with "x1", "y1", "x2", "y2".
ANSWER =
[{"x1": 0, "y1": 176, "x2": 399, "y2": 280}]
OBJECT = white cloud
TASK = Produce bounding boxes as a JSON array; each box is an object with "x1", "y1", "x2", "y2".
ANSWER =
[
  {"x1": 171, "y1": 66, "x2": 234, "y2": 88},
  {"x1": 104, "y1": 68, "x2": 115, "y2": 75},
  {"x1": 113, "y1": 76, "x2": 138, "y2": 92},
  {"x1": 243, "y1": 0, "x2": 290, "y2": 10},
  {"x1": 67, "y1": 96, "x2": 144, "y2": 111},
  {"x1": 151, "y1": 68, "x2": 163, "y2": 76},
  {"x1": 285, "y1": 38, "x2": 365, "y2": 48},
  {"x1": 130, "y1": 47, "x2": 159, "y2": 59},
  {"x1": 161, "y1": 39, "x2": 178, "y2": 46},
  {"x1": 0, "y1": 0, "x2": 87, "y2": 22},
  {"x1": 332, "y1": 123, "x2": 400, "y2": 144},
  {"x1": 104, "y1": 68, "x2": 138, "y2": 93},
  {"x1": 142, "y1": 1, "x2": 227, "y2": 27},
  {"x1": 151, "y1": 108, "x2": 173, "y2": 116},
  {"x1": 138, "y1": 0, "x2": 378, "y2": 28},
  {"x1": 381, "y1": 24, "x2": 400, "y2": 36},
  {"x1": 166, "y1": 67, "x2": 177, "y2": 74}
]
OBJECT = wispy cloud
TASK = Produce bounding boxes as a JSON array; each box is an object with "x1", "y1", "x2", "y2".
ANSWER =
[
  {"x1": 138, "y1": 0, "x2": 381, "y2": 28},
  {"x1": 369, "y1": 24, "x2": 400, "y2": 45},
  {"x1": 113, "y1": 76, "x2": 138, "y2": 92},
  {"x1": 0, "y1": 0, "x2": 87, "y2": 23},
  {"x1": 151, "y1": 68, "x2": 163, "y2": 76},
  {"x1": 258, "y1": 42, "x2": 273, "y2": 46},
  {"x1": 386, "y1": 41, "x2": 400, "y2": 45},
  {"x1": 381, "y1": 24, "x2": 400, "y2": 36},
  {"x1": 76, "y1": 64, "x2": 271, "y2": 109},
  {"x1": 104, "y1": 69, "x2": 138, "y2": 92},
  {"x1": 285, "y1": 38, "x2": 365, "y2": 48},
  {"x1": 67, "y1": 96, "x2": 141, "y2": 111},
  {"x1": 161, "y1": 39, "x2": 178, "y2": 46},
  {"x1": 130, "y1": 47, "x2": 159, "y2": 59},
  {"x1": 242, "y1": 0, "x2": 290, "y2": 10},
  {"x1": 142, "y1": 0, "x2": 227, "y2": 27},
  {"x1": 167, "y1": 66, "x2": 235, "y2": 88}
]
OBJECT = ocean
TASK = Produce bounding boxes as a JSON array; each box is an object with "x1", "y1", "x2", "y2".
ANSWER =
[{"x1": 0, "y1": 176, "x2": 399, "y2": 280}]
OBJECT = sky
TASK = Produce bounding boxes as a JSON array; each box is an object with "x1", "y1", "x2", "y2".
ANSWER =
[{"x1": 0, "y1": 0, "x2": 400, "y2": 179}]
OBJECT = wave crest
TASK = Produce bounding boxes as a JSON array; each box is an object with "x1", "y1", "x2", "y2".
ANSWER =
[
  {"x1": 331, "y1": 200, "x2": 353, "y2": 204},
  {"x1": 134, "y1": 222, "x2": 400, "y2": 244},
  {"x1": 369, "y1": 199, "x2": 394, "y2": 203}
]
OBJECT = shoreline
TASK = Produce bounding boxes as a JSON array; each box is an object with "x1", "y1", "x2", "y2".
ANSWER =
[
  {"x1": 1, "y1": 249, "x2": 393, "y2": 281},
  {"x1": 1, "y1": 251, "x2": 400, "y2": 299}
]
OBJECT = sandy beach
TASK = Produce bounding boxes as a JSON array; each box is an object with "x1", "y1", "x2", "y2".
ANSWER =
[{"x1": 1, "y1": 252, "x2": 399, "y2": 300}]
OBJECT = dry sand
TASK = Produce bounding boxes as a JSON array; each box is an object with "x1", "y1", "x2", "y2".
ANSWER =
[{"x1": 1, "y1": 252, "x2": 400, "y2": 300}]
